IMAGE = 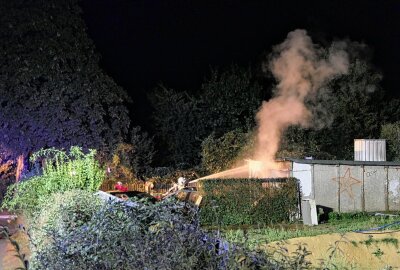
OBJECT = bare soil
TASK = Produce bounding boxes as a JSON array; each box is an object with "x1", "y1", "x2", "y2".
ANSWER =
[
  {"x1": 264, "y1": 231, "x2": 400, "y2": 269},
  {"x1": 0, "y1": 213, "x2": 29, "y2": 270}
]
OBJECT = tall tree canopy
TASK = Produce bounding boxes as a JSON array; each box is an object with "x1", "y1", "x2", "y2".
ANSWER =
[
  {"x1": 151, "y1": 66, "x2": 264, "y2": 166},
  {"x1": 199, "y1": 66, "x2": 264, "y2": 136},
  {"x1": 0, "y1": 0, "x2": 131, "y2": 158},
  {"x1": 151, "y1": 86, "x2": 206, "y2": 166}
]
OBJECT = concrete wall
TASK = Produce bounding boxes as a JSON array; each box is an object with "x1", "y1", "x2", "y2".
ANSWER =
[{"x1": 292, "y1": 160, "x2": 400, "y2": 212}]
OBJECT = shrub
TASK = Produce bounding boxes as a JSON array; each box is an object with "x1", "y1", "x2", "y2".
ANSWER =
[
  {"x1": 201, "y1": 130, "x2": 254, "y2": 174},
  {"x1": 129, "y1": 126, "x2": 156, "y2": 178},
  {"x1": 328, "y1": 211, "x2": 370, "y2": 221},
  {"x1": 105, "y1": 128, "x2": 155, "y2": 182},
  {"x1": 2, "y1": 146, "x2": 104, "y2": 216},
  {"x1": 198, "y1": 178, "x2": 299, "y2": 226},
  {"x1": 381, "y1": 122, "x2": 400, "y2": 161},
  {"x1": 105, "y1": 143, "x2": 137, "y2": 183},
  {"x1": 29, "y1": 190, "x2": 103, "y2": 257},
  {"x1": 30, "y1": 196, "x2": 277, "y2": 270}
]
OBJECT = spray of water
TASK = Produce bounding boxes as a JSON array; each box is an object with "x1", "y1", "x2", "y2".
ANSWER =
[{"x1": 193, "y1": 165, "x2": 248, "y2": 181}]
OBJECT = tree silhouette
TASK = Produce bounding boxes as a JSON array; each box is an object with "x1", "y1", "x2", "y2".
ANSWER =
[{"x1": 0, "y1": 0, "x2": 131, "y2": 159}]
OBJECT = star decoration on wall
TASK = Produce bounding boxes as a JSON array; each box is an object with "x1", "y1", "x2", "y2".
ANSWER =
[{"x1": 331, "y1": 168, "x2": 362, "y2": 199}]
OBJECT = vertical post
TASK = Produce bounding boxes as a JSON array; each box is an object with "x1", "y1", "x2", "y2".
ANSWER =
[
  {"x1": 336, "y1": 164, "x2": 340, "y2": 212},
  {"x1": 361, "y1": 165, "x2": 365, "y2": 212},
  {"x1": 385, "y1": 166, "x2": 389, "y2": 211},
  {"x1": 311, "y1": 164, "x2": 315, "y2": 199},
  {"x1": 297, "y1": 179, "x2": 302, "y2": 220}
]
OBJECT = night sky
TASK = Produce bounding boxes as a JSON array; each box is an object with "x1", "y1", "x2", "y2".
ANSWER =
[{"x1": 81, "y1": 0, "x2": 400, "y2": 124}]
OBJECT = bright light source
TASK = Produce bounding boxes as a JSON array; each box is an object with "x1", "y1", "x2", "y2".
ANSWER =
[{"x1": 245, "y1": 159, "x2": 263, "y2": 178}]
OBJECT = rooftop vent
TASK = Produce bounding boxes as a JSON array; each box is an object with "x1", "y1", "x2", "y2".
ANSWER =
[{"x1": 354, "y1": 139, "x2": 386, "y2": 161}]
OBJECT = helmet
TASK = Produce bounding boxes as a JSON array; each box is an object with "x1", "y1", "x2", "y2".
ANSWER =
[{"x1": 177, "y1": 177, "x2": 186, "y2": 186}]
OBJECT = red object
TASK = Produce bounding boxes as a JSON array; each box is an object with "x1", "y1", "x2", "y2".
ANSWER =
[{"x1": 114, "y1": 183, "x2": 128, "y2": 192}]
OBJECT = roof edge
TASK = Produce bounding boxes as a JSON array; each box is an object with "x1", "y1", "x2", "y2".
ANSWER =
[{"x1": 284, "y1": 158, "x2": 400, "y2": 166}]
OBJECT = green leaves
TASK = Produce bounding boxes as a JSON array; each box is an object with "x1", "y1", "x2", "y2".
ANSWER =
[
  {"x1": 1, "y1": 146, "x2": 105, "y2": 215},
  {"x1": 199, "y1": 178, "x2": 299, "y2": 226},
  {"x1": 380, "y1": 122, "x2": 400, "y2": 161},
  {"x1": 29, "y1": 195, "x2": 276, "y2": 269},
  {"x1": 201, "y1": 129, "x2": 254, "y2": 174}
]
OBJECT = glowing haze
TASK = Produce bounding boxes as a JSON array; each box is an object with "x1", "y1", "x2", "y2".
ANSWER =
[{"x1": 253, "y1": 29, "x2": 349, "y2": 176}]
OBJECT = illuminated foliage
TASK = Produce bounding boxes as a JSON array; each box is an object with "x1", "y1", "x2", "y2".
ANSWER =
[
  {"x1": 30, "y1": 196, "x2": 274, "y2": 269},
  {"x1": 2, "y1": 146, "x2": 104, "y2": 216},
  {"x1": 201, "y1": 129, "x2": 254, "y2": 174}
]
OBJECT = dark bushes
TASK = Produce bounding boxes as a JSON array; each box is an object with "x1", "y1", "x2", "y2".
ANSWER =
[
  {"x1": 31, "y1": 194, "x2": 277, "y2": 270},
  {"x1": 198, "y1": 178, "x2": 300, "y2": 226}
]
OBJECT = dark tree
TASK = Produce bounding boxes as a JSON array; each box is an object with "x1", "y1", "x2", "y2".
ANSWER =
[
  {"x1": 280, "y1": 57, "x2": 385, "y2": 160},
  {"x1": 323, "y1": 58, "x2": 384, "y2": 159},
  {"x1": 151, "y1": 85, "x2": 206, "y2": 166},
  {"x1": 0, "y1": 0, "x2": 131, "y2": 158},
  {"x1": 129, "y1": 126, "x2": 155, "y2": 178},
  {"x1": 151, "y1": 66, "x2": 264, "y2": 166},
  {"x1": 199, "y1": 65, "x2": 264, "y2": 136}
]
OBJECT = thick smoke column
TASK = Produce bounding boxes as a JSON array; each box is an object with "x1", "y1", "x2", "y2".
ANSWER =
[{"x1": 254, "y1": 30, "x2": 349, "y2": 173}]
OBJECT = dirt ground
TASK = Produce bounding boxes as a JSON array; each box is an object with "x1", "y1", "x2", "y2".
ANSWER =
[
  {"x1": 0, "y1": 213, "x2": 29, "y2": 270},
  {"x1": 265, "y1": 231, "x2": 400, "y2": 269},
  {"x1": 0, "y1": 232, "x2": 29, "y2": 270}
]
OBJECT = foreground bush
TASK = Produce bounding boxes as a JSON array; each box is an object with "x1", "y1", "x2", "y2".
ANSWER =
[
  {"x1": 29, "y1": 190, "x2": 102, "y2": 255},
  {"x1": 2, "y1": 146, "x2": 104, "y2": 216},
  {"x1": 30, "y1": 194, "x2": 277, "y2": 270},
  {"x1": 199, "y1": 178, "x2": 299, "y2": 226}
]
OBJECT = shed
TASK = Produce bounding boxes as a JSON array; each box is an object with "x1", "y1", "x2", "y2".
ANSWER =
[{"x1": 289, "y1": 159, "x2": 400, "y2": 213}]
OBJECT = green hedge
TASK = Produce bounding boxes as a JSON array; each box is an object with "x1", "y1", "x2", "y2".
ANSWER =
[{"x1": 198, "y1": 177, "x2": 299, "y2": 226}]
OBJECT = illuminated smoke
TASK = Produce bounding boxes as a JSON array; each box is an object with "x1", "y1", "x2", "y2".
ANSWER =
[{"x1": 254, "y1": 29, "x2": 349, "y2": 175}]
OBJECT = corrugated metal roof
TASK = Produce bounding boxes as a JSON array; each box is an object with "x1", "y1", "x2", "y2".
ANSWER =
[{"x1": 285, "y1": 158, "x2": 400, "y2": 166}]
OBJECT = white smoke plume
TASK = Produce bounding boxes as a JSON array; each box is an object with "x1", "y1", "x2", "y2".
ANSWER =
[{"x1": 254, "y1": 29, "x2": 349, "y2": 173}]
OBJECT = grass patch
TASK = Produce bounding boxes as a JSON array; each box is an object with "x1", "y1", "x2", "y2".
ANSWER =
[
  {"x1": 220, "y1": 213, "x2": 400, "y2": 250},
  {"x1": 358, "y1": 236, "x2": 399, "y2": 248},
  {"x1": 381, "y1": 237, "x2": 399, "y2": 248},
  {"x1": 372, "y1": 248, "x2": 384, "y2": 258},
  {"x1": 362, "y1": 235, "x2": 374, "y2": 246}
]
